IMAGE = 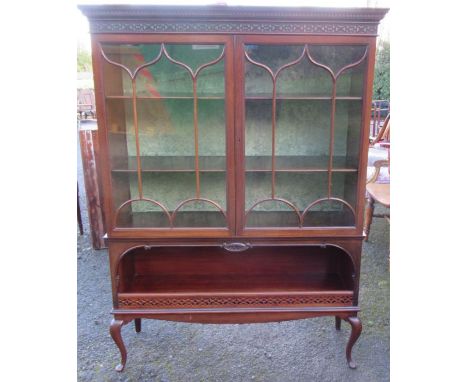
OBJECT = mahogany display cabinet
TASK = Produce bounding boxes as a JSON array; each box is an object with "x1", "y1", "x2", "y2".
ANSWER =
[{"x1": 79, "y1": 4, "x2": 388, "y2": 371}]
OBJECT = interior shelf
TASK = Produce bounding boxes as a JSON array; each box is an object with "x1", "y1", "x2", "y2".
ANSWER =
[
  {"x1": 105, "y1": 94, "x2": 225, "y2": 100},
  {"x1": 112, "y1": 156, "x2": 226, "y2": 172},
  {"x1": 245, "y1": 156, "x2": 357, "y2": 172},
  {"x1": 111, "y1": 156, "x2": 358, "y2": 173},
  {"x1": 245, "y1": 95, "x2": 362, "y2": 101},
  {"x1": 124, "y1": 273, "x2": 346, "y2": 293},
  {"x1": 105, "y1": 94, "x2": 362, "y2": 101}
]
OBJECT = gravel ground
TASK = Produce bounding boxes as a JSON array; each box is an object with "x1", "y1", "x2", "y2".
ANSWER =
[{"x1": 77, "y1": 144, "x2": 390, "y2": 382}]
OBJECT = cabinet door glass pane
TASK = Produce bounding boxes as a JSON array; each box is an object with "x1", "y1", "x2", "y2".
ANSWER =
[
  {"x1": 101, "y1": 43, "x2": 227, "y2": 228},
  {"x1": 244, "y1": 44, "x2": 367, "y2": 228}
]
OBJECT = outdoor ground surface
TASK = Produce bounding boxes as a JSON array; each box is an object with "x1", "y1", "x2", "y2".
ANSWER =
[{"x1": 77, "y1": 147, "x2": 390, "y2": 382}]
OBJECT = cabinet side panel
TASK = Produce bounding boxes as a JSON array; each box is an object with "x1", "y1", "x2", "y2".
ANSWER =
[{"x1": 354, "y1": 39, "x2": 377, "y2": 234}]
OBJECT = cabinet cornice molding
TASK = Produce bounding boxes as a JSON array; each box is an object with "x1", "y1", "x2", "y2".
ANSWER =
[{"x1": 79, "y1": 5, "x2": 388, "y2": 36}]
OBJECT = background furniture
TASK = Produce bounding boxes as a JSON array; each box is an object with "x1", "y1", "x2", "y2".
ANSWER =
[
  {"x1": 364, "y1": 160, "x2": 390, "y2": 241},
  {"x1": 77, "y1": 182, "x2": 83, "y2": 235},
  {"x1": 79, "y1": 119, "x2": 107, "y2": 249},
  {"x1": 370, "y1": 100, "x2": 390, "y2": 138},
  {"x1": 368, "y1": 114, "x2": 390, "y2": 175},
  {"x1": 80, "y1": 4, "x2": 388, "y2": 371},
  {"x1": 77, "y1": 88, "x2": 96, "y2": 120},
  {"x1": 365, "y1": 114, "x2": 390, "y2": 240}
]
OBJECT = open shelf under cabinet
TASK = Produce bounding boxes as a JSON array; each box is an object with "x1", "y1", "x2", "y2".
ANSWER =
[{"x1": 117, "y1": 245, "x2": 355, "y2": 309}]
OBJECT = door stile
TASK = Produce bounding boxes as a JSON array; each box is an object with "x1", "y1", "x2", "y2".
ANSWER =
[
  {"x1": 234, "y1": 35, "x2": 247, "y2": 236},
  {"x1": 224, "y1": 36, "x2": 237, "y2": 235}
]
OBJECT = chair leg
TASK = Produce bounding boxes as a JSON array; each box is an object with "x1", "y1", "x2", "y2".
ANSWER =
[
  {"x1": 77, "y1": 183, "x2": 84, "y2": 235},
  {"x1": 364, "y1": 196, "x2": 375, "y2": 242}
]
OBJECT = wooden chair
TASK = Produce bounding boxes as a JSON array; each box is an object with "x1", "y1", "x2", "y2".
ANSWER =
[
  {"x1": 77, "y1": 88, "x2": 96, "y2": 120},
  {"x1": 364, "y1": 114, "x2": 390, "y2": 241},
  {"x1": 77, "y1": 182, "x2": 84, "y2": 235},
  {"x1": 364, "y1": 160, "x2": 390, "y2": 241},
  {"x1": 369, "y1": 114, "x2": 390, "y2": 148}
]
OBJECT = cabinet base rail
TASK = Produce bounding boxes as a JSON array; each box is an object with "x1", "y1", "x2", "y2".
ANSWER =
[{"x1": 109, "y1": 308, "x2": 361, "y2": 372}]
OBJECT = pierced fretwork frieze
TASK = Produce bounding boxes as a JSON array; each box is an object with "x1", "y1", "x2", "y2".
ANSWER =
[
  {"x1": 118, "y1": 294, "x2": 353, "y2": 308},
  {"x1": 91, "y1": 21, "x2": 378, "y2": 36}
]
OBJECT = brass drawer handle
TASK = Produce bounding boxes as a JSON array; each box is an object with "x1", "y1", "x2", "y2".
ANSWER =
[{"x1": 222, "y1": 242, "x2": 252, "y2": 252}]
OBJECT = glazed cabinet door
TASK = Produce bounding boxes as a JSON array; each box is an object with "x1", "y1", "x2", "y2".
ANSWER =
[
  {"x1": 95, "y1": 35, "x2": 235, "y2": 237},
  {"x1": 236, "y1": 36, "x2": 373, "y2": 236}
]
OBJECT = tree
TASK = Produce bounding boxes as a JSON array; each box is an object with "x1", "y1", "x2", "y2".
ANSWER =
[
  {"x1": 373, "y1": 39, "x2": 390, "y2": 101},
  {"x1": 77, "y1": 43, "x2": 92, "y2": 72}
]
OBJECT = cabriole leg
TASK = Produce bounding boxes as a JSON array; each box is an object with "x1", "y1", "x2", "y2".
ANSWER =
[
  {"x1": 344, "y1": 316, "x2": 362, "y2": 369},
  {"x1": 110, "y1": 319, "x2": 127, "y2": 372},
  {"x1": 134, "y1": 318, "x2": 141, "y2": 333}
]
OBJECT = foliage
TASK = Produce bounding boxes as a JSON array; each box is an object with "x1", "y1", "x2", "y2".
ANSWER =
[
  {"x1": 77, "y1": 43, "x2": 92, "y2": 72},
  {"x1": 373, "y1": 40, "x2": 390, "y2": 101}
]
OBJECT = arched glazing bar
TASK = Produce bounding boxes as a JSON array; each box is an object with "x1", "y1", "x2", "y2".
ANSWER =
[
  {"x1": 245, "y1": 197, "x2": 302, "y2": 227},
  {"x1": 172, "y1": 197, "x2": 227, "y2": 226},
  {"x1": 244, "y1": 46, "x2": 306, "y2": 199},
  {"x1": 114, "y1": 198, "x2": 172, "y2": 227},
  {"x1": 161, "y1": 44, "x2": 226, "y2": 199},
  {"x1": 306, "y1": 46, "x2": 368, "y2": 199},
  {"x1": 301, "y1": 197, "x2": 356, "y2": 224},
  {"x1": 101, "y1": 45, "x2": 164, "y2": 200}
]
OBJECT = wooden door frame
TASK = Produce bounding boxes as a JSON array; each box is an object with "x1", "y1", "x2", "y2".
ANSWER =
[
  {"x1": 91, "y1": 33, "x2": 236, "y2": 239},
  {"x1": 234, "y1": 34, "x2": 377, "y2": 238}
]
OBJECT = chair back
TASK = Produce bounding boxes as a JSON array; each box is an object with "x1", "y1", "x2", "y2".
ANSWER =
[{"x1": 372, "y1": 114, "x2": 390, "y2": 146}]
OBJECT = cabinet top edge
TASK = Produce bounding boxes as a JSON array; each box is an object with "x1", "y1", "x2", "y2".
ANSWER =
[{"x1": 78, "y1": 5, "x2": 389, "y2": 23}]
